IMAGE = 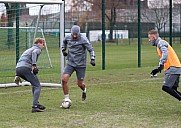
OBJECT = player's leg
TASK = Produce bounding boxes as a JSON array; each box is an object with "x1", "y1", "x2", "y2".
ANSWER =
[
  {"x1": 75, "y1": 67, "x2": 86, "y2": 101},
  {"x1": 61, "y1": 64, "x2": 74, "y2": 100},
  {"x1": 162, "y1": 74, "x2": 181, "y2": 101},
  {"x1": 172, "y1": 75, "x2": 181, "y2": 96},
  {"x1": 62, "y1": 74, "x2": 70, "y2": 97},
  {"x1": 16, "y1": 67, "x2": 45, "y2": 112},
  {"x1": 14, "y1": 75, "x2": 22, "y2": 85}
]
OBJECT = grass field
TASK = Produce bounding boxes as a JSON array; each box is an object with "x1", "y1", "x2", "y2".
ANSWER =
[
  {"x1": 1, "y1": 38, "x2": 181, "y2": 127},
  {"x1": 0, "y1": 67, "x2": 181, "y2": 128}
]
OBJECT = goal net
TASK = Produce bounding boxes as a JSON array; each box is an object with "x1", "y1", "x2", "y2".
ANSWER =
[{"x1": 0, "y1": 0, "x2": 64, "y2": 87}]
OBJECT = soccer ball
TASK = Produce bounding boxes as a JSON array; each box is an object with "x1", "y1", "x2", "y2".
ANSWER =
[{"x1": 61, "y1": 99, "x2": 72, "y2": 109}]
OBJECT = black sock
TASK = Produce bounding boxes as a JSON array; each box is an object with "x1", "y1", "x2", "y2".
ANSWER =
[
  {"x1": 162, "y1": 86, "x2": 181, "y2": 101},
  {"x1": 172, "y1": 86, "x2": 181, "y2": 96}
]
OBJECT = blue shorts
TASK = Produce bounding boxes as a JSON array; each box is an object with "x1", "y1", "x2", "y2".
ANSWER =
[{"x1": 63, "y1": 64, "x2": 86, "y2": 81}]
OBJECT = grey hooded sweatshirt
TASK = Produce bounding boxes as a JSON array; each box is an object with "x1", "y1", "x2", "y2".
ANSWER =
[
  {"x1": 16, "y1": 44, "x2": 42, "y2": 69},
  {"x1": 152, "y1": 37, "x2": 181, "y2": 74},
  {"x1": 62, "y1": 25, "x2": 95, "y2": 67}
]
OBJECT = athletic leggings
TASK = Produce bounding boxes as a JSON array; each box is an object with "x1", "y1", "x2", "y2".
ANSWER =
[{"x1": 16, "y1": 67, "x2": 41, "y2": 106}]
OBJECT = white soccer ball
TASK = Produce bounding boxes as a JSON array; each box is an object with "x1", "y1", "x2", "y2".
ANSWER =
[{"x1": 61, "y1": 99, "x2": 72, "y2": 109}]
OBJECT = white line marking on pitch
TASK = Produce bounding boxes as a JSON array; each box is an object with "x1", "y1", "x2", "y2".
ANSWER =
[{"x1": 0, "y1": 78, "x2": 163, "y2": 95}]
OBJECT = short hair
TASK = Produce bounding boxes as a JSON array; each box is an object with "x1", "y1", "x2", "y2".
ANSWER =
[
  {"x1": 34, "y1": 38, "x2": 44, "y2": 44},
  {"x1": 148, "y1": 29, "x2": 158, "y2": 35}
]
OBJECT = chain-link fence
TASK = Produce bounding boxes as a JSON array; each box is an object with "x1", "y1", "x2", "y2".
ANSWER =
[{"x1": 0, "y1": 0, "x2": 181, "y2": 84}]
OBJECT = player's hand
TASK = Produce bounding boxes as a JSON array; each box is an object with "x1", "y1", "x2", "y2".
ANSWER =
[
  {"x1": 33, "y1": 67, "x2": 39, "y2": 75},
  {"x1": 150, "y1": 69, "x2": 159, "y2": 76},
  {"x1": 150, "y1": 64, "x2": 164, "y2": 76},
  {"x1": 90, "y1": 59, "x2": 95, "y2": 66},
  {"x1": 62, "y1": 50, "x2": 67, "y2": 57}
]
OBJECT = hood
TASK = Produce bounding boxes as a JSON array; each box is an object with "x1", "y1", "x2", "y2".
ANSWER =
[{"x1": 152, "y1": 37, "x2": 161, "y2": 46}]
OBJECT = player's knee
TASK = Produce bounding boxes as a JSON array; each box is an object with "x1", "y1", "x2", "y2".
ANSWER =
[
  {"x1": 62, "y1": 74, "x2": 69, "y2": 83},
  {"x1": 172, "y1": 86, "x2": 177, "y2": 90},
  {"x1": 77, "y1": 81, "x2": 83, "y2": 87},
  {"x1": 162, "y1": 86, "x2": 169, "y2": 92},
  {"x1": 62, "y1": 78, "x2": 68, "y2": 84},
  {"x1": 62, "y1": 77, "x2": 68, "y2": 84}
]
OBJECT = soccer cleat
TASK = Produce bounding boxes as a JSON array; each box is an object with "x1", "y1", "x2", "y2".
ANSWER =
[
  {"x1": 14, "y1": 76, "x2": 22, "y2": 85},
  {"x1": 32, "y1": 106, "x2": 44, "y2": 113},
  {"x1": 82, "y1": 92, "x2": 86, "y2": 101},
  {"x1": 37, "y1": 104, "x2": 46, "y2": 110}
]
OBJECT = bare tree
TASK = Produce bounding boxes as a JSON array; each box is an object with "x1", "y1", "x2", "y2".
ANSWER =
[
  {"x1": 70, "y1": 0, "x2": 92, "y2": 32},
  {"x1": 71, "y1": 0, "x2": 125, "y2": 40},
  {"x1": 141, "y1": 1, "x2": 169, "y2": 33}
]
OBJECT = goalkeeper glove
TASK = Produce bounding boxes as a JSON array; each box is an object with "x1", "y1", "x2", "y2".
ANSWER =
[
  {"x1": 150, "y1": 64, "x2": 164, "y2": 75},
  {"x1": 62, "y1": 50, "x2": 67, "y2": 57},
  {"x1": 33, "y1": 67, "x2": 39, "y2": 75},
  {"x1": 90, "y1": 59, "x2": 95, "y2": 66}
]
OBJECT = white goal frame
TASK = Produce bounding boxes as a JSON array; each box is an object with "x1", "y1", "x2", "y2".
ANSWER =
[{"x1": 0, "y1": 0, "x2": 64, "y2": 88}]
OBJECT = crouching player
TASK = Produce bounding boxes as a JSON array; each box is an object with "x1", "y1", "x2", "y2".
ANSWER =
[{"x1": 15, "y1": 38, "x2": 46, "y2": 113}]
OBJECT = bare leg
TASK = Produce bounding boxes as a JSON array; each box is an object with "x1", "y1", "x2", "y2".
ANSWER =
[
  {"x1": 77, "y1": 80, "x2": 86, "y2": 101},
  {"x1": 62, "y1": 74, "x2": 70, "y2": 98},
  {"x1": 77, "y1": 80, "x2": 85, "y2": 91}
]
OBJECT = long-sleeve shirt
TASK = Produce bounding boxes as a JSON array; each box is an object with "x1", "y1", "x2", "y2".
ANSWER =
[
  {"x1": 153, "y1": 37, "x2": 181, "y2": 74},
  {"x1": 62, "y1": 34, "x2": 95, "y2": 67},
  {"x1": 16, "y1": 44, "x2": 42, "y2": 69}
]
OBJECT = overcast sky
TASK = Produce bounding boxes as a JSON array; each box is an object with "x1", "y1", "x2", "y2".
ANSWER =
[
  {"x1": 0, "y1": 3, "x2": 61, "y2": 15},
  {"x1": 0, "y1": 0, "x2": 181, "y2": 15}
]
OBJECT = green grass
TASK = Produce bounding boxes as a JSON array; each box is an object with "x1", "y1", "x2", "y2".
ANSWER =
[
  {"x1": 1, "y1": 37, "x2": 181, "y2": 127},
  {"x1": 0, "y1": 67, "x2": 181, "y2": 128}
]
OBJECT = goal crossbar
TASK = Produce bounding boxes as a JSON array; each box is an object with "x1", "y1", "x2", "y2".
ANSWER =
[{"x1": 0, "y1": 0, "x2": 64, "y2": 4}]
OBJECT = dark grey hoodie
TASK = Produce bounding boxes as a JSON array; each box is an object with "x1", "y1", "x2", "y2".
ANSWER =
[
  {"x1": 16, "y1": 44, "x2": 42, "y2": 69},
  {"x1": 152, "y1": 37, "x2": 181, "y2": 74},
  {"x1": 62, "y1": 25, "x2": 95, "y2": 67}
]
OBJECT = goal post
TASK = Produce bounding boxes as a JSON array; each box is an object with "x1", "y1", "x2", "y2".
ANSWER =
[{"x1": 0, "y1": 0, "x2": 65, "y2": 87}]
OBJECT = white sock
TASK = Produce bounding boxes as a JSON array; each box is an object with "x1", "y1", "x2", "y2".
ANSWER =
[
  {"x1": 83, "y1": 88, "x2": 86, "y2": 93},
  {"x1": 64, "y1": 94, "x2": 69, "y2": 99}
]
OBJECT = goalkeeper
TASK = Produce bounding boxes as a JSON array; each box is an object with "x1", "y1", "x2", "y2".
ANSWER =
[
  {"x1": 61, "y1": 25, "x2": 96, "y2": 104},
  {"x1": 148, "y1": 29, "x2": 181, "y2": 102},
  {"x1": 15, "y1": 38, "x2": 46, "y2": 113}
]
